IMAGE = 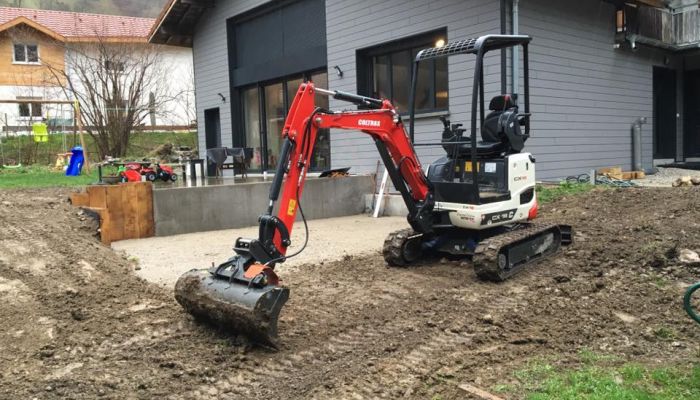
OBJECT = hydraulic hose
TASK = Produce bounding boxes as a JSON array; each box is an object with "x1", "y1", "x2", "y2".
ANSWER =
[{"x1": 684, "y1": 282, "x2": 700, "y2": 325}]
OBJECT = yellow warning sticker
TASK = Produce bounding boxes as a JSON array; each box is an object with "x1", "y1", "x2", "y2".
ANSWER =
[
  {"x1": 287, "y1": 199, "x2": 297, "y2": 216},
  {"x1": 465, "y1": 162, "x2": 480, "y2": 172}
]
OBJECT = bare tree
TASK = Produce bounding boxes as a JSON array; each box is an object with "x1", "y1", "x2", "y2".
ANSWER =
[{"x1": 45, "y1": 38, "x2": 173, "y2": 159}]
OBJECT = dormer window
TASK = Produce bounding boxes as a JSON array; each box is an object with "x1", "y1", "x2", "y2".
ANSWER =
[{"x1": 13, "y1": 44, "x2": 39, "y2": 64}]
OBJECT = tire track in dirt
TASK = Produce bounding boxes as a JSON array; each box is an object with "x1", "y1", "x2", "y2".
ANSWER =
[
  {"x1": 313, "y1": 330, "x2": 475, "y2": 400},
  {"x1": 176, "y1": 259, "x2": 462, "y2": 399},
  {"x1": 176, "y1": 319, "x2": 409, "y2": 399}
]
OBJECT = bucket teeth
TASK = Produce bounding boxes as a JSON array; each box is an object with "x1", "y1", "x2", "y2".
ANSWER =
[{"x1": 174, "y1": 269, "x2": 290, "y2": 348}]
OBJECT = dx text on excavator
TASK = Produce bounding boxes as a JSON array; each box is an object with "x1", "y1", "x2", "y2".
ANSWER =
[{"x1": 174, "y1": 34, "x2": 573, "y2": 348}]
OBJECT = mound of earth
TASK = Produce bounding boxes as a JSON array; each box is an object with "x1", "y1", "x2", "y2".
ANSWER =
[{"x1": 1, "y1": 186, "x2": 699, "y2": 399}]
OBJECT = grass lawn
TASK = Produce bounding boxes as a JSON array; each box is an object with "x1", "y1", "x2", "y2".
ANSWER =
[
  {"x1": 0, "y1": 130, "x2": 197, "y2": 165},
  {"x1": 0, "y1": 131, "x2": 195, "y2": 189},
  {"x1": 494, "y1": 351, "x2": 700, "y2": 400},
  {"x1": 536, "y1": 182, "x2": 596, "y2": 204},
  {"x1": 0, "y1": 165, "x2": 101, "y2": 189}
]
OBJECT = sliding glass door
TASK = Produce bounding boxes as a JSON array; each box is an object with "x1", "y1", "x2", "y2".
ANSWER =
[
  {"x1": 240, "y1": 70, "x2": 330, "y2": 172},
  {"x1": 242, "y1": 87, "x2": 262, "y2": 170}
]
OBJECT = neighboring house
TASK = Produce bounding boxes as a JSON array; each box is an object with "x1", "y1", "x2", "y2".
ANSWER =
[
  {"x1": 150, "y1": 0, "x2": 700, "y2": 178},
  {"x1": 0, "y1": 7, "x2": 194, "y2": 130}
]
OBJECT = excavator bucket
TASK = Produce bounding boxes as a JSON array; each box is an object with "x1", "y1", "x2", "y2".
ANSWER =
[{"x1": 174, "y1": 269, "x2": 290, "y2": 348}]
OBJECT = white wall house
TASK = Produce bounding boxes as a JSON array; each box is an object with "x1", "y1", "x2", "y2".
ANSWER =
[{"x1": 0, "y1": 7, "x2": 194, "y2": 132}]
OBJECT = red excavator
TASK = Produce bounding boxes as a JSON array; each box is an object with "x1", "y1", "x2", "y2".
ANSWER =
[{"x1": 175, "y1": 35, "x2": 572, "y2": 347}]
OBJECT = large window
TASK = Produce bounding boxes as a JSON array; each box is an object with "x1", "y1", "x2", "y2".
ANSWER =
[
  {"x1": 240, "y1": 70, "x2": 330, "y2": 172},
  {"x1": 13, "y1": 43, "x2": 39, "y2": 64},
  {"x1": 358, "y1": 30, "x2": 448, "y2": 114}
]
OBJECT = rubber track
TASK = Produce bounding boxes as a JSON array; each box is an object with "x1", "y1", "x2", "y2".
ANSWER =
[
  {"x1": 473, "y1": 222, "x2": 562, "y2": 282},
  {"x1": 382, "y1": 228, "x2": 420, "y2": 267}
]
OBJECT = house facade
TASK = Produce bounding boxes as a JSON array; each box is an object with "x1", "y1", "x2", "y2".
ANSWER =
[
  {"x1": 151, "y1": 0, "x2": 700, "y2": 178},
  {"x1": 0, "y1": 7, "x2": 194, "y2": 130}
]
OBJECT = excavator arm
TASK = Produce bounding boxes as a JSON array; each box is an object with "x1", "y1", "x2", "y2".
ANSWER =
[
  {"x1": 271, "y1": 83, "x2": 434, "y2": 254},
  {"x1": 174, "y1": 82, "x2": 434, "y2": 347}
]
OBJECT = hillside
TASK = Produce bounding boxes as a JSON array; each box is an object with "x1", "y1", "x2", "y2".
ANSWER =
[{"x1": 0, "y1": 0, "x2": 167, "y2": 18}]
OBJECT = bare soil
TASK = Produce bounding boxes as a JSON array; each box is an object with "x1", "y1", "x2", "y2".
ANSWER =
[{"x1": 1, "y1": 186, "x2": 699, "y2": 399}]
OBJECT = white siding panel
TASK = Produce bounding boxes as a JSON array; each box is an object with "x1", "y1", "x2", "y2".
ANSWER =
[{"x1": 326, "y1": 0, "x2": 501, "y2": 175}]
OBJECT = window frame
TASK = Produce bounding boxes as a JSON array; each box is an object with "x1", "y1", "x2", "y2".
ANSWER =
[
  {"x1": 12, "y1": 43, "x2": 40, "y2": 65},
  {"x1": 104, "y1": 60, "x2": 126, "y2": 73},
  {"x1": 17, "y1": 98, "x2": 43, "y2": 120},
  {"x1": 239, "y1": 68, "x2": 330, "y2": 172},
  {"x1": 356, "y1": 29, "x2": 448, "y2": 115}
]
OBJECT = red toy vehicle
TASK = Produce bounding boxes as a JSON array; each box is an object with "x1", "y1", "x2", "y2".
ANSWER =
[
  {"x1": 155, "y1": 164, "x2": 178, "y2": 182},
  {"x1": 119, "y1": 162, "x2": 178, "y2": 183},
  {"x1": 119, "y1": 162, "x2": 157, "y2": 183}
]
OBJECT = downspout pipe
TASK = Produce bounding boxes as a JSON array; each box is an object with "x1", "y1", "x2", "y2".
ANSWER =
[
  {"x1": 500, "y1": 0, "x2": 507, "y2": 93},
  {"x1": 631, "y1": 117, "x2": 647, "y2": 172},
  {"x1": 512, "y1": 0, "x2": 519, "y2": 97}
]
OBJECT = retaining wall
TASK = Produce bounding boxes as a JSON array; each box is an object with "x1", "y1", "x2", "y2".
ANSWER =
[{"x1": 154, "y1": 175, "x2": 374, "y2": 236}]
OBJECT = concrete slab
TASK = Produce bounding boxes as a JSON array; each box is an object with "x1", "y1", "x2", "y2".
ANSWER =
[{"x1": 112, "y1": 214, "x2": 408, "y2": 287}]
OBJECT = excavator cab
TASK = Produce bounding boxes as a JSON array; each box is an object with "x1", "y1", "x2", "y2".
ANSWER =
[{"x1": 409, "y1": 35, "x2": 533, "y2": 206}]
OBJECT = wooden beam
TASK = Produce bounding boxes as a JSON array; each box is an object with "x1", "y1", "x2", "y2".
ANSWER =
[
  {"x1": 180, "y1": 0, "x2": 214, "y2": 7},
  {"x1": 73, "y1": 101, "x2": 90, "y2": 173},
  {"x1": 457, "y1": 384, "x2": 505, "y2": 400},
  {"x1": 635, "y1": 0, "x2": 668, "y2": 8},
  {"x1": 0, "y1": 99, "x2": 75, "y2": 104}
]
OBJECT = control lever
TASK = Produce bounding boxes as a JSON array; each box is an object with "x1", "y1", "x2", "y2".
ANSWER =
[
  {"x1": 517, "y1": 113, "x2": 531, "y2": 126},
  {"x1": 452, "y1": 124, "x2": 466, "y2": 139},
  {"x1": 439, "y1": 116, "x2": 450, "y2": 129}
]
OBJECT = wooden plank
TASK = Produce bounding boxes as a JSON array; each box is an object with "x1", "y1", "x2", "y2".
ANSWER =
[
  {"x1": 122, "y1": 183, "x2": 139, "y2": 240},
  {"x1": 70, "y1": 192, "x2": 90, "y2": 207},
  {"x1": 621, "y1": 171, "x2": 635, "y2": 180},
  {"x1": 135, "y1": 182, "x2": 155, "y2": 238},
  {"x1": 635, "y1": 171, "x2": 646, "y2": 179},
  {"x1": 597, "y1": 166, "x2": 622, "y2": 175},
  {"x1": 457, "y1": 383, "x2": 505, "y2": 400},
  {"x1": 105, "y1": 185, "x2": 126, "y2": 243},
  {"x1": 87, "y1": 186, "x2": 107, "y2": 209}
]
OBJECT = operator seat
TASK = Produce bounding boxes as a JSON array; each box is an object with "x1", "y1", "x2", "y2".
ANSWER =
[{"x1": 442, "y1": 94, "x2": 523, "y2": 159}]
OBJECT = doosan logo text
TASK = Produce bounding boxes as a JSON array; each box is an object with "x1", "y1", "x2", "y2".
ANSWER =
[{"x1": 358, "y1": 119, "x2": 381, "y2": 127}]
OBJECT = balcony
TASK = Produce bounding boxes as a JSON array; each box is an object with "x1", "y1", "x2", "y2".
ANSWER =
[{"x1": 618, "y1": 2, "x2": 700, "y2": 51}]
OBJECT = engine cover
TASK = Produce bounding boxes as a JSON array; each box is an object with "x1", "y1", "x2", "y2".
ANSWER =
[{"x1": 427, "y1": 153, "x2": 536, "y2": 230}]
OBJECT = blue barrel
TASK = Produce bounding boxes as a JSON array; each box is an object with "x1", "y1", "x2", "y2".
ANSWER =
[{"x1": 65, "y1": 146, "x2": 84, "y2": 176}]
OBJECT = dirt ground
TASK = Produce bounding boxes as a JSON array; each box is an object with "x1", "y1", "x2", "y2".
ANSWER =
[
  {"x1": 1, "y1": 186, "x2": 700, "y2": 399},
  {"x1": 112, "y1": 215, "x2": 408, "y2": 287}
]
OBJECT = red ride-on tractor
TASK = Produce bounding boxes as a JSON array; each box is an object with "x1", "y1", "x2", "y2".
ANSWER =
[
  {"x1": 155, "y1": 164, "x2": 178, "y2": 182},
  {"x1": 119, "y1": 162, "x2": 157, "y2": 183},
  {"x1": 139, "y1": 163, "x2": 158, "y2": 182}
]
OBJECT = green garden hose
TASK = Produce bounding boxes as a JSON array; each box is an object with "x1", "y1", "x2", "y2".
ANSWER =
[{"x1": 684, "y1": 282, "x2": 700, "y2": 325}]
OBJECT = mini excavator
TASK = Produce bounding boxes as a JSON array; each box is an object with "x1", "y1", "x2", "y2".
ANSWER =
[{"x1": 175, "y1": 35, "x2": 573, "y2": 347}]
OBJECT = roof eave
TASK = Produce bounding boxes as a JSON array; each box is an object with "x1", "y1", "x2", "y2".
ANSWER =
[
  {"x1": 149, "y1": 0, "x2": 213, "y2": 47},
  {"x1": 0, "y1": 16, "x2": 67, "y2": 42}
]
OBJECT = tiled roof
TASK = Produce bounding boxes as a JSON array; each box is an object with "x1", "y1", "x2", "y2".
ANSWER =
[{"x1": 0, "y1": 7, "x2": 155, "y2": 39}]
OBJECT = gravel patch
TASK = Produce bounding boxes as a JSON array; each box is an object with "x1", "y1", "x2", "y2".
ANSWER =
[{"x1": 633, "y1": 167, "x2": 700, "y2": 187}]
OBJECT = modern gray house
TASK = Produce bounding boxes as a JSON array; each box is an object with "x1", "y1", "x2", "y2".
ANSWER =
[{"x1": 150, "y1": 0, "x2": 700, "y2": 179}]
